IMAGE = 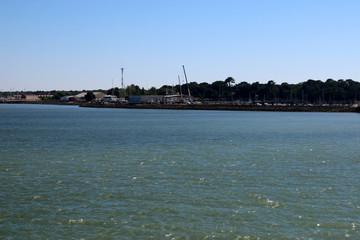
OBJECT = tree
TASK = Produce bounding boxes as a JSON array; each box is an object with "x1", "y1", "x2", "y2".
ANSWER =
[
  {"x1": 212, "y1": 81, "x2": 227, "y2": 101},
  {"x1": 52, "y1": 91, "x2": 71, "y2": 100},
  {"x1": 148, "y1": 87, "x2": 157, "y2": 95},
  {"x1": 234, "y1": 81, "x2": 251, "y2": 100},
  {"x1": 107, "y1": 87, "x2": 121, "y2": 98},
  {"x1": 266, "y1": 80, "x2": 279, "y2": 102},
  {"x1": 84, "y1": 92, "x2": 95, "y2": 102},
  {"x1": 126, "y1": 84, "x2": 142, "y2": 96},
  {"x1": 225, "y1": 77, "x2": 235, "y2": 87}
]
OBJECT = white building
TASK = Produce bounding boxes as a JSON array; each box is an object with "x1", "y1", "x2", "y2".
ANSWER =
[{"x1": 103, "y1": 95, "x2": 118, "y2": 102}]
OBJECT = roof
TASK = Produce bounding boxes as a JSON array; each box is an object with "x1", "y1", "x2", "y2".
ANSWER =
[
  {"x1": 93, "y1": 92, "x2": 106, "y2": 98},
  {"x1": 163, "y1": 94, "x2": 181, "y2": 98},
  {"x1": 75, "y1": 92, "x2": 86, "y2": 98}
]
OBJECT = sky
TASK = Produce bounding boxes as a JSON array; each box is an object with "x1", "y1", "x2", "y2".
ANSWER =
[{"x1": 1, "y1": 0, "x2": 360, "y2": 91}]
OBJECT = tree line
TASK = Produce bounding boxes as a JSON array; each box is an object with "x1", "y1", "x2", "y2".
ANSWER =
[
  {"x1": 193, "y1": 78, "x2": 360, "y2": 104},
  {"x1": 2, "y1": 78, "x2": 360, "y2": 104},
  {"x1": 107, "y1": 78, "x2": 360, "y2": 104}
]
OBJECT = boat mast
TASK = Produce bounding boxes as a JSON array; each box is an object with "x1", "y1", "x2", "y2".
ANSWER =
[
  {"x1": 112, "y1": 78, "x2": 114, "y2": 96},
  {"x1": 182, "y1": 65, "x2": 192, "y2": 103},
  {"x1": 121, "y1": 67, "x2": 125, "y2": 98}
]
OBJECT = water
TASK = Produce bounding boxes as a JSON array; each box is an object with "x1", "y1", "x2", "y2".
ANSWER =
[{"x1": 1, "y1": 104, "x2": 360, "y2": 239}]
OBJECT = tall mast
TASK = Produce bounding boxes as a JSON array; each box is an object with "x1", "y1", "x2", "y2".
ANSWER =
[
  {"x1": 182, "y1": 65, "x2": 191, "y2": 102},
  {"x1": 178, "y1": 75, "x2": 183, "y2": 101},
  {"x1": 121, "y1": 67, "x2": 125, "y2": 98},
  {"x1": 112, "y1": 78, "x2": 114, "y2": 96}
]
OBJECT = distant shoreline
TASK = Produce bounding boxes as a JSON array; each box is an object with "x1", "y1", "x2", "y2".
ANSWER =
[
  {"x1": 2, "y1": 100, "x2": 360, "y2": 113},
  {"x1": 80, "y1": 102, "x2": 360, "y2": 113}
]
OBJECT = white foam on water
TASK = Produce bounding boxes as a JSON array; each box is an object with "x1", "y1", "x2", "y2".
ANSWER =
[{"x1": 68, "y1": 219, "x2": 84, "y2": 224}]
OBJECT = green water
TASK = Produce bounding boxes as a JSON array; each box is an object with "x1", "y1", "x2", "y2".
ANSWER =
[{"x1": 1, "y1": 104, "x2": 360, "y2": 239}]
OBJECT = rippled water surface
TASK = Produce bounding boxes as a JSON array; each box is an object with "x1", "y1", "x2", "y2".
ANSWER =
[{"x1": 1, "y1": 104, "x2": 360, "y2": 239}]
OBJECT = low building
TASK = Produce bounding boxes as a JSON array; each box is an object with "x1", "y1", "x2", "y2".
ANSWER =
[
  {"x1": 75, "y1": 93, "x2": 86, "y2": 101},
  {"x1": 164, "y1": 94, "x2": 192, "y2": 104},
  {"x1": 129, "y1": 95, "x2": 191, "y2": 104},
  {"x1": 23, "y1": 95, "x2": 40, "y2": 101},
  {"x1": 60, "y1": 96, "x2": 75, "y2": 101},
  {"x1": 7, "y1": 96, "x2": 16, "y2": 100},
  {"x1": 129, "y1": 95, "x2": 162, "y2": 104},
  {"x1": 163, "y1": 94, "x2": 186, "y2": 104},
  {"x1": 103, "y1": 95, "x2": 118, "y2": 102},
  {"x1": 38, "y1": 95, "x2": 53, "y2": 98},
  {"x1": 13, "y1": 95, "x2": 22, "y2": 99},
  {"x1": 94, "y1": 92, "x2": 106, "y2": 100},
  {"x1": 74, "y1": 92, "x2": 105, "y2": 101}
]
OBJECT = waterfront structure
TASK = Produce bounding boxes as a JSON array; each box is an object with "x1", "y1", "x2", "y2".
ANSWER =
[
  {"x1": 22, "y1": 95, "x2": 40, "y2": 101},
  {"x1": 60, "y1": 96, "x2": 75, "y2": 101},
  {"x1": 94, "y1": 92, "x2": 106, "y2": 101},
  {"x1": 129, "y1": 95, "x2": 162, "y2": 104},
  {"x1": 129, "y1": 95, "x2": 191, "y2": 104},
  {"x1": 73, "y1": 92, "x2": 106, "y2": 101},
  {"x1": 103, "y1": 95, "x2": 118, "y2": 102},
  {"x1": 75, "y1": 93, "x2": 86, "y2": 101},
  {"x1": 163, "y1": 94, "x2": 190, "y2": 104}
]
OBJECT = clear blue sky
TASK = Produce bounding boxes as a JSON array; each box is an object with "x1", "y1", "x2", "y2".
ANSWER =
[{"x1": 1, "y1": 0, "x2": 360, "y2": 91}]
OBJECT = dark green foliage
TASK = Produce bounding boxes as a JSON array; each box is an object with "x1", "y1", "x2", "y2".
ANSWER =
[
  {"x1": 107, "y1": 87, "x2": 122, "y2": 98},
  {"x1": 148, "y1": 87, "x2": 158, "y2": 95},
  {"x1": 52, "y1": 91, "x2": 71, "y2": 100},
  {"x1": 49, "y1": 78, "x2": 360, "y2": 104},
  {"x1": 2, "y1": 78, "x2": 360, "y2": 104},
  {"x1": 84, "y1": 92, "x2": 95, "y2": 102},
  {"x1": 126, "y1": 84, "x2": 142, "y2": 96}
]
